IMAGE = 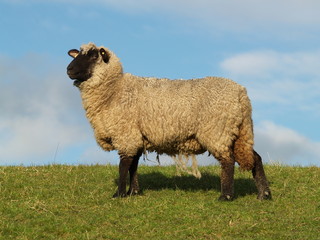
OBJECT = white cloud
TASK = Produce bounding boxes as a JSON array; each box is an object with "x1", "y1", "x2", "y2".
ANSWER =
[
  {"x1": 220, "y1": 50, "x2": 320, "y2": 112},
  {"x1": 95, "y1": 0, "x2": 320, "y2": 22},
  {"x1": 8, "y1": 0, "x2": 320, "y2": 34},
  {"x1": 255, "y1": 121, "x2": 320, "y2": 166},
  {"x1": 0, "y1": 55, "x2": 91, "y2": 165},
  {"x1": 93, "y1": 0, "x2": 320, "y2": 38},
  {"x1": 220, "y1": 51, "x2": 279, "y2": 77},
  {"x1": 221, "y1": 50, "x2": 320, "y2": 78}
]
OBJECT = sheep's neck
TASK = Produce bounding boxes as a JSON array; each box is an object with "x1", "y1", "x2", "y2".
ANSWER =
[{"x1": 80, "y1": 75, "x2": 120, "y2": 120}]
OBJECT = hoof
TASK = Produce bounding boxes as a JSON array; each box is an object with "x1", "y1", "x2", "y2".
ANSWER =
[
  {"x1": 127, "y1": 189, "x2": 140, "y2": 196},
  {"x1": 257, "y1": 190, "x2": 272, "y2": 200},
  {"x1": 218, "y1": 194, "x2": 234, "y2": 201},
  {"x1": 112, "y1": 191, "x2": 127, "y2": 198}
]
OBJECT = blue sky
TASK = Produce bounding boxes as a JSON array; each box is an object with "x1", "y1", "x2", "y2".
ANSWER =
[{"x1": 0, "y1": 0, "x2": 320, "y2": 166}]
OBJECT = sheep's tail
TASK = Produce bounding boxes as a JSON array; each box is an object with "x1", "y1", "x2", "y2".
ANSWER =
[{"x1": 233, "y1": 88, "x2": 255, "y2": 171}]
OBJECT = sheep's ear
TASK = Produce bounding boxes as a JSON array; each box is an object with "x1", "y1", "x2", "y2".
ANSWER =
[
  {"x1": 68, "y1": 49, "x2": 79, "y2": 58},
  {"x1": 100, "y1": 48, "x2": 110, "y2": 63}
]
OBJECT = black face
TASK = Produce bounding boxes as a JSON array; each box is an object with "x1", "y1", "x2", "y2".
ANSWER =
[{"x1": 67, "y1": 48, "x2": 110, "y2": 85}]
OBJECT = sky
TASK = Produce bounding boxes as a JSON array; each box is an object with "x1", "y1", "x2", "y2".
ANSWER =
[{"x1": 0, "y1": 0, "x2": 320, "y2": 167}]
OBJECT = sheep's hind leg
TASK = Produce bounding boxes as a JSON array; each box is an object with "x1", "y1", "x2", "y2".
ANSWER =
[
  {"x1": 113, "y1": 154, "x2": 134, "y2": 198},
  {"x1": 252, "y1": 150, "x2": 272, "y2": 200},
  {"x1": 127, "y1": 152, "x2": 142, "y2": 196},
  {"x1": 219, "y1": 160, "x2": 235, "y2": 201}
]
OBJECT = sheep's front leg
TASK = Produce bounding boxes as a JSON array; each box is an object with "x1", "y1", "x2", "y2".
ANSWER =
[
  {"x1": 127, "y1": 152, "x2": 141, "y2": 196},
  {"x1": 113, "y1": 154, "x2": 133, "y2": 198},
  {"x1": 252, "y1": 150, "x2": 272, "y2": 200},
  {"x1": 113, "y1": 152, "x2": 142, "y2": 198},
  {"x1": 219, "y1": 160, "x2": 235, "y2": 201}
]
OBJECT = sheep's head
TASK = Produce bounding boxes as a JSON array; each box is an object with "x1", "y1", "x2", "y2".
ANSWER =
[{"x1": 67, "y1": 43, "x2": 110, "y2": 86}]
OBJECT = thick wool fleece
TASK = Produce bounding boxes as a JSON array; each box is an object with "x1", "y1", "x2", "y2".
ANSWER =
[{"x1": 77, "y1": 43, "x2": 255, "y2": 170}]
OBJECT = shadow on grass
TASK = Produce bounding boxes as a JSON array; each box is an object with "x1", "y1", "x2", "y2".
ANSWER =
[{"x1": 131, "y1": 171, "x2": 258, "y2": 199}]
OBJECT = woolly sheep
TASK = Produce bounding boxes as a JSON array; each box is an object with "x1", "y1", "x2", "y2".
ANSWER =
[{"x1": 66, "y1": 43, "x2": 271, "y2": 201}]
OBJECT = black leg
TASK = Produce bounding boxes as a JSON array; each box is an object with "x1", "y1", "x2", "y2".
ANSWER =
[
  {"x1": 252, "y1": 150, "x2": 272, "y2": 200},
  {"x1": 127, "y1": 152, "x2": 142, "y2": 196},
  {"x1": 113, "y1": 154, "x2": 133, "y2": 198},
  {"x1": 219, "y1": 160, "x2": 235, "y2": 201}
]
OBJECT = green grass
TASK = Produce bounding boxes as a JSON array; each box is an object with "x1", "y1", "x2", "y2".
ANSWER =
[{"x1": 0, "y1": 164, "x2": 319, "y2": 240}]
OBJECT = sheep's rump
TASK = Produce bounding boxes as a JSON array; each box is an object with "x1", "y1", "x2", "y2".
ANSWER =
[{"x1": 128, "y1": 75, "x2": 249, "y2": 159}]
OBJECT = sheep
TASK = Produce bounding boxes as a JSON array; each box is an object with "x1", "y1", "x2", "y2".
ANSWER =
[{"x1": 66, "y1": 42, "x2": 271, "y2": 201}]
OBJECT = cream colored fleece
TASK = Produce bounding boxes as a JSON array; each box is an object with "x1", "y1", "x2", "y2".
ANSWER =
[{"x1": 76, "y1": 43, "x2": 255, "y2": 170}]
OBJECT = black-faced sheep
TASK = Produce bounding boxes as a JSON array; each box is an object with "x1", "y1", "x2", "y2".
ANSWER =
[{"x1": 66, "y1": 43, "x2": 271, "y2": 201}]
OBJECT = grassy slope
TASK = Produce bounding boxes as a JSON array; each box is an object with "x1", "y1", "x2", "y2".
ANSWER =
[{"x1": 0, "y1": 165, "x2": 319, "y2": 240}]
